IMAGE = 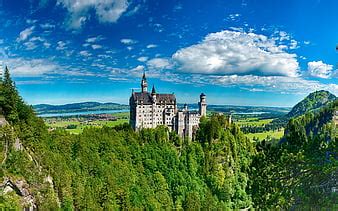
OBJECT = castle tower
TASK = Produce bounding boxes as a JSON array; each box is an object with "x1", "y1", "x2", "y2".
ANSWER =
[
  {"x1": 151, "y1": 85, "x2": 156, "y2": 102},
  {"x1": 141, "y1": 72, "x2": 148, "y2": 92},
  {"x1": 199, "y1": 93, "x2": 207, "y2": 117}
]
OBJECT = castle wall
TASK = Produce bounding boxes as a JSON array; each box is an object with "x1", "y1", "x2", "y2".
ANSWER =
[
  {"x1": 134, "y1": 103, "x2": 176, "y2": 130},
  {"x1": 175, "y1": 111, "x2": 201, "y2": 139}
]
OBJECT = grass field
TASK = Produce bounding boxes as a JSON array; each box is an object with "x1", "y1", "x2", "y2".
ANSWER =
[
  {"x1": 245, "y1": 129, "x2": 284, "y2": 141},
  {"x1": 46, "y1": 112, "x2": 129, "y2": 134},
  {"x1": 234, "y1": 117, "x2": 284, "y2": 141},
  {"x1": 235, "y1": 118, "x2": 274, "y2": 127}
]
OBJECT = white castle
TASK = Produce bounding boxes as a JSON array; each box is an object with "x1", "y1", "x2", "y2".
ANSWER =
[{"x1": 129, "y1": 73, "x2": 207, "y2": 138}]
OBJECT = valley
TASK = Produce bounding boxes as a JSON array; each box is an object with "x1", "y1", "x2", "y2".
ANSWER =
[
  {"x1": 44, "y1": 112, "x2": 130, "y2": 134},
  {"x1": 40, "y1": 104, "x2": 288, "y2": 139}
]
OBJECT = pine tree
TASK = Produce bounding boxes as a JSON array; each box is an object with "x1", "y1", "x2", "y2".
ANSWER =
[{"x1": 2, "y1": 66, "x2": 19, "y2": 122}]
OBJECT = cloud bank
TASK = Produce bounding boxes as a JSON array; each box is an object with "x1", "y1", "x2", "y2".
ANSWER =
[
  {"x1": 172, "y1": 30, "x2": 299, "y2": 77},
  {"x1": 307, "y1": 60, "x2": 334, "y2": 79},
  {"x1": 57, "y1": 0, "x2": 129, "y2": 29}
]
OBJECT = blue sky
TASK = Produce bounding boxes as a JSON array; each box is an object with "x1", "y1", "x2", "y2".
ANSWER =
[{"x1": 0, "y1": 0, "x2": 337, "y2": 106}]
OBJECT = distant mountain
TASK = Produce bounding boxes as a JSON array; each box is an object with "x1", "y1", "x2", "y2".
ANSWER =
[
  {"x1": 286, "y1": 90, "x2": 336, "y2": 118},
  {"x1": 33, "y1": 102, "x2": 129, "y2": 114},
  {"x1": 269, "y1": 90, "x2": 336, "y2": 127},
  {"x1": 34, "y1": 101, "x2": 291, "y2": 116}
]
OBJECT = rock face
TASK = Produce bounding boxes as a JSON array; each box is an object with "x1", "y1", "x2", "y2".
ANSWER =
[
  {"x1": 0, "y1": 178, "x2": 37, "y2": 210},
  {"x1": 0, "y1": 116, "x2": 8, "y2": 127},
  {"x1": 13, "y1": 137, "x2": 23, "y2": 151}
]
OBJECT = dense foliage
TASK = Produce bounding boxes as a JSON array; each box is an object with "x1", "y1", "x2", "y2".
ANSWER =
[
  {"x1": 241, "y1": 123, "x2": 283, "y2": 134},
  {"x1": 1, "y1": 68, "x2": 337, "y2": 209},
  {"x1": 35, "y1": 119, "x2": 255, "y2": 210},
  {"x1": 250, "y1": 100, "x2": 337, "y2": 209}
]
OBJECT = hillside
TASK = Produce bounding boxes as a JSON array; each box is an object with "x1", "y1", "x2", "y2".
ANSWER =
[
  {"x1": 1, "y1": 67, "x2": 337, "y2": 209},
  {"x1": 269, "y1": 90, "x2": 336, "y2": 128},
  {"x1": 286, "y1": 90, "x2": 336, "y2": 118},
  {"x1": 250, "y1": 99, "x2": 337, "y2": 209},
  {"x1": 1, "y1": 67, "x2": 256, "y2": 209}
]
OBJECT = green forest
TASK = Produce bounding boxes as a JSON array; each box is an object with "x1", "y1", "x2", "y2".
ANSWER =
[{"x1": 0, "y1": 67, "x2": 337, "y2": 209}]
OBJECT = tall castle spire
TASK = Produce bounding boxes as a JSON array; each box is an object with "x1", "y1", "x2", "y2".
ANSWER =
[
  {"x1": 151, "y1": 85, "x2": 156, "y2": 94},
  {"x1": 141, "y1": 71, "x2": 148, "y2": 92}
]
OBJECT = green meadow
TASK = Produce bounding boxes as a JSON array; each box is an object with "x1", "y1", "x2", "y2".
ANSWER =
[
  {"x1": 46, "y1": 112, "x2": 129, "y2": 134},
  {"x1": 245, "y1": 129, "x2": 284, "y2": 141}
]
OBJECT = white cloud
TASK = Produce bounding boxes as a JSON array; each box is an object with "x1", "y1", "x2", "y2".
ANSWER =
[
  {"x1": 278, "y1": 31, "x2": 290, "y2": 41},
  {"x1": 40, "y1": 23, "x2": 55, "y2": 29},
  {"x1": 147, "y1": 58, "x2": 172, "y2": 70},
  {"x1": 173, "y1": 3, "x2": 183, "y2": 11},
  {"x1": 4, "y1": 58, "x2": 58, "y2": 77},
  {"x1": 307, "y1": 61, "x2": 333, "y2": 79},
  {"x1": 125, "y1": 4, "x2": 141, "y2": 16},
  {"x1": 172, "y1": 30, "x2": 300, "y2": 77},
  {"x1": 121, "y1": 38, "x2": 137, "y2": 45},
  {"x1": 56, "y1": 41, "x2": 67, "y2": 50},
  {"x1": 43, "y1": 42, "x2": 51, "y2": 48},
  {"x1": 23, "y1": 41, "x2": 37, "y2": 50},
  {"x1": 228, "y1": 13, "x2": 241, "y2": 21},
  {"x1": 146, "y1": 44, "x2": 157, "y2": 48},
  {"x1": 86, "y1": 36, "x2": 104, "y2": 43},
  {"x1": 30, "y1": 36, "x2": 44, "y2": 42},
  {"x1": 21, "y1": 36, "x2": 51, "y2": 50},
  {"x1": 26, "y1": 19, "x2": 37, "y2": 24},
  {"x1": 57, "y1": 0, "x2": 129, "y2": 29},
  {"x1": 91, "y1": 44, "x2": 102, "y2": 50},
  {"x1": 289, "y1": 39, "x2": 299, "y2": 49},
  {"x1": 137, "y1": 56, "x2": 148, "y2": 62},
  {"x1": 210, "y1": 75, "x2": 338, "y2": 95},
  {"x1": 131, "y1": 65, "x2": 145, "y2": 72},
  {"x1": 151, "y1": 72, "x2": 338, "y2": 96},
  {"x1": 79, "y1": 50, "x2": 91, "y2": 57},
  {"x1": 17, "y1": 26, "x2": 35, "y2": 42},
  {"x1": 82, "y1": 43, "x2": 90, "y2": 47}
]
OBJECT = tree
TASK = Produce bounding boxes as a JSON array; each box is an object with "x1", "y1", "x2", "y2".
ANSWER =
[{"x1": 2, "y1": 66, "x2": 20, "y2": 123}]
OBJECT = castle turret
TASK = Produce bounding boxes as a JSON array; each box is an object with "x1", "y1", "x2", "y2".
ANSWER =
[
  {"x1": 199, "y1": 93, "x2": 207, "y2": 116},
  {"x1": 141, "y1": 72, "x2": 148, "y2": 92},
  {"x1": 151, "y1": 85, "x2": 156, "y2": 102}
]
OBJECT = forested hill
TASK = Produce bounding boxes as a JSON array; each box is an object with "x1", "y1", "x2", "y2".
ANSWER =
[
  {"x1": 0, "y1": 67, "x2": 337, "y2": 209},
  {"x1": 251, "y1": 99, "x2": 337, "y2": 209},
  {"x1": 34, "y1": 102, "x2": 129, "y2": 114},
  {"x1": 284, "y1": 99, "x2": 337, "y2": 142},
  {"x1": 286, "y1": 90, "x2": 336, "y2": 118},
  {"x1": 270, "y1": 90, "x2": 336, "y2": 127},
  {"x1": 0, "y1": 68, "x2": 256, "y2": 209}
]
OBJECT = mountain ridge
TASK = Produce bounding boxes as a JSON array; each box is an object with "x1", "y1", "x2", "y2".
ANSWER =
[
  {"x1": 33, "y1": 102, "x2": 129, "y2": 114},
  {"x1": 286, "y1": 90, "x2": 336, "y2": 118}
]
